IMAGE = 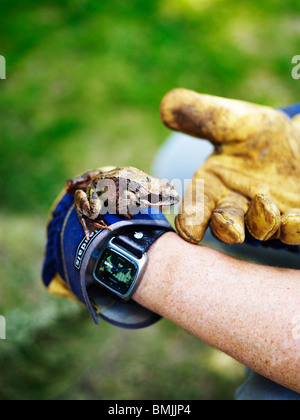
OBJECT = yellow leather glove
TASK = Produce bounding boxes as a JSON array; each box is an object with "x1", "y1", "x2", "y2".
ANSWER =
[{"x1": 160, "y1": 88, "x2": 300, "y2": 246}]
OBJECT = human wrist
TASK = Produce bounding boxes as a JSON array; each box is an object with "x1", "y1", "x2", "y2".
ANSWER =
[
  {"x1": 132, "y1": 232, "x2": 177, "y2": 313},
  {"x1": 132, "y1": 231, "x2": 208, "y2": 325}
]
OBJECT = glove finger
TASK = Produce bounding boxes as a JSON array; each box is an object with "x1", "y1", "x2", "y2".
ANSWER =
[
  {"x1": 245, "y1": 194, "x2": 281, "y2": 241},
  {"x1": 280, "y1": 209, "x2": 300, "y2": 245},
  {"x1": 210, "y1": 192, "x2": 250, "y2": 245},
  {"x1": 160, "y1": 88, "x2": 285, "y2": 145},
  {"x1": 175, "y1": 167, "x2": 228, "y2": 244},
  {"x1": 292, "y1": 113, "x2": 300, "y2": 123}
]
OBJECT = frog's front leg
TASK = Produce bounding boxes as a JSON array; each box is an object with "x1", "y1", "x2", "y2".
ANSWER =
[{"x1": 74, "y1": 189, "x2": 111, "y2": 240}]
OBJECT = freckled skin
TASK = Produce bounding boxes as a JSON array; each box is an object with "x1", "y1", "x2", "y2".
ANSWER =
[{"x1": 133, "y1": 233, "x2": 300, "y2": 394}]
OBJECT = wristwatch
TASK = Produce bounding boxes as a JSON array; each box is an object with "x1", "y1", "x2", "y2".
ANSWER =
[
  {"x1": 82, "y1": 223, "x2": 172, "y2": 328},
  {"x1": 91, "y1": 226, "x2": 169, "y2": 302}
]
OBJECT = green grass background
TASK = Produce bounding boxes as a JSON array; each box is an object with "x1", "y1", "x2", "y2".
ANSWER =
[{"x1": 0, "y1": 0, "x2": 299, "y2": 400}]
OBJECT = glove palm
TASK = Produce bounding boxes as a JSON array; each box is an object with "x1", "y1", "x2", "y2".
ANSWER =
[{"x1": 160, "y1": 88, "x2": 300, "y2": 245}]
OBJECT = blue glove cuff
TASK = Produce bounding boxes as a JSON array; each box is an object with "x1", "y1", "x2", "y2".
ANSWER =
[{"x1": 42, "y1": 192, "x2": 173, "y2": 328}]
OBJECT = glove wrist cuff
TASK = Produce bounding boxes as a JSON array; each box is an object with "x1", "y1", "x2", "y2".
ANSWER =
[{"x1": 42, "y1": 192, "x2": 174, "y2": 328}]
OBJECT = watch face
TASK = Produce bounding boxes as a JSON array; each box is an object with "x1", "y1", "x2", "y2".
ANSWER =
[{"x1": 94, "y1": 248, "x2": 138, "y2": 296}]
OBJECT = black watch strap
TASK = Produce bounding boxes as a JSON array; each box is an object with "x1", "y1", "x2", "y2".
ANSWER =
[{"x1": 113, "y1": 226, "x2": 172, "y2": 259}]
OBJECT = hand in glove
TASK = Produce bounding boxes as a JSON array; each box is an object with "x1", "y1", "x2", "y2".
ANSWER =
[
  {"x1": 42, "y1": 166, "x2": 174, "y2": 328},
  {"x1": 160, "y1": 88, "x2": 300, "y2": 245}
]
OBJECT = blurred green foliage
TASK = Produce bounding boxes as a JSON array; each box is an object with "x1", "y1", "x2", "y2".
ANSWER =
[{"x1": 0, "y1": 0, "x2": 299, "y2": 400}]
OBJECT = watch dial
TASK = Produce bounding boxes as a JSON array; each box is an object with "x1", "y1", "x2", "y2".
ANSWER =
[{"x1": 94, "y1": 249, "x2": 138, "y2": 295}]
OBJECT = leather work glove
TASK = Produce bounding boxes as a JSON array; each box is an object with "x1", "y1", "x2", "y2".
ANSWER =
[{"x1": 160, "y1": 88, "x2": 300, "y2": 246}]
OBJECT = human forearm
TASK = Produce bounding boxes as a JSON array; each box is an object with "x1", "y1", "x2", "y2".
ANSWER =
[{"x1": 133, "y1": 232, "x2": 300, "y2": 393}]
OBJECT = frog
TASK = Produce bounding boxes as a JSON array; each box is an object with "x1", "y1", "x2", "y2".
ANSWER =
[{"x1": 66, "y1": 166, "x2": 180, "y2": 240}]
